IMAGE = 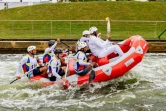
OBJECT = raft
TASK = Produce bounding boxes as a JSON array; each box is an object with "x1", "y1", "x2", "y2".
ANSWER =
[
  {"x1": 29, "y1": 75, "x2": 70, "y2": 89},
  {"x1": 30, "y1": 35, "x2": 148, "y2": 89},
  {"x1": 66, "y1": 35, "x2": 148, "y2": 86}
]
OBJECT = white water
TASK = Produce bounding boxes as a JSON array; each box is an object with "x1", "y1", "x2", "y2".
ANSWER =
[{"x1": 0, "y1": 53, "x2": 166, "y2": 111}]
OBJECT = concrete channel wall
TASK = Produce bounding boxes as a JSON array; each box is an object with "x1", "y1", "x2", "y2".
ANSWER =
[
  {"x1": 0, "y1": 41, "x2": 165, "y2": 54},
  {"x1": 0, "y1": 41, "x2": 75, "y2": 54}
]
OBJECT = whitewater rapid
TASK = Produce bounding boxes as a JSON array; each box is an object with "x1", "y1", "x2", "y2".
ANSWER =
[{"x1": 0, "y1": 53, "x2": 166, "y2": 111}]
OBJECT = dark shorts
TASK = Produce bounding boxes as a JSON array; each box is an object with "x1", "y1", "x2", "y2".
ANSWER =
[
  {"x1": 75, "y1": 68, "x2": 89, "y2": 76},
  {"x1": 49, "y1": 68, "x2": 65, "y2": 81},
  {"x1": 33, "y1": 66, "x2": 43, "y2": 76}
]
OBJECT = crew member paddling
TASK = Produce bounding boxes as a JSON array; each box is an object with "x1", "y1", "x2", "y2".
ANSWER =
[
  {"x1": 74, "y1": 42, "x2": 96, "y2": 76},
  {"x1": 48, "y1": 48, "x2": 67, "y2": 81},
  {"x1": 16, "y1": 46, "x2": 48, "y2": 79}
]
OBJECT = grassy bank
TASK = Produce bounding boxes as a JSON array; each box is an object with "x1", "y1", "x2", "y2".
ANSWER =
[{"x1": 0, "y1": 2, "x2": 166, "y2": 40}]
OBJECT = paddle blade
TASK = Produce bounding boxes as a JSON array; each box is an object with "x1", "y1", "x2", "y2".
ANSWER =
[
  {"x1": 89, "y1": 70, "x2": 96, "y2": 84},
  {"x1": 10, "y1": 78, "x2": 18, "y2": 84}
]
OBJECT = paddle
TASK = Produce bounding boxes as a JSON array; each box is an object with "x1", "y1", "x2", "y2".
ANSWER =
[
  {"x1": 105, "y1": 17, "x2": 130, "y2": 47},
  {"x1": 60, "y1": 41, "x2": 76, "y2": 53},
  {"x1": 64, "y1": 56, "x2": 69, "y2": 78},
  {"x1": 10, "y1": 78, "x2": 19, "y2": 84},
  {"x1": 158, "y1": 28, "x2": 166, "y2": 39},
  {"x1": 10, "y1": 66, "x2": 37, "y2": 84},
  {"x1": 106, "y1": 17, "x2": 111, "y2": 39}
]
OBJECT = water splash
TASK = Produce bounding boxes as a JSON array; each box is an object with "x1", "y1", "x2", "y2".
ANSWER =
[{"x1": 0, "y1": 53, "x2": 166, "y2": 111}]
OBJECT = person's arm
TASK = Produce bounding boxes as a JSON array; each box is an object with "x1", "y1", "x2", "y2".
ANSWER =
[
  {"x1": 45, "y1": 42, "x2": 57, "y2": 53},
  {"x1": 95, "y1": 37, "x2": 112, "y2": 48},
  {"x1": 80, "y1": 37, "x2": 90, "y2": 42},
  {"x1": 97, "y1": 33, "x2": 101, "y2": 38},
  {"x1": 78, "y1": 53, "x2": 91, "y2": 66},
  {"x1": 51, "y1": 61, "x2": 62, "y2": 79},
  {"x1": 105, "y1": 39, "x2": 113, "y2": 46},
  {"x1": 92, "y1": 37, "x2": 106, "y2": 49},
  {"x1": 16, "y1": 57, "x2": 27, "y2": 77}
]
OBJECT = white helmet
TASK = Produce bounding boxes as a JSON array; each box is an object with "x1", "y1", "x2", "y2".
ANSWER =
[
  {"x1": 77, "y1": 42, "x2": 87, "y2": 50},
  {"x1": 27, "y1": 46, "x2": 36, "y2": 52},
  {"x1": 82, "y1": 30, "x2": 90, "y2": 36},
  {"x1": 89, "y1": 26, "x2": 98, "y2": 34}
]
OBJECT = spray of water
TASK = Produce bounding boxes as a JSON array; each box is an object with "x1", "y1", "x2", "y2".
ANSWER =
[{"x1": 0, "y1": 53, "x2": 166, "y2": 111}]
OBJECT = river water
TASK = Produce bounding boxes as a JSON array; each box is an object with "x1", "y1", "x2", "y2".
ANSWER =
[{"x1": 0, "y1": 53, "x2": 166, "y2": 111}]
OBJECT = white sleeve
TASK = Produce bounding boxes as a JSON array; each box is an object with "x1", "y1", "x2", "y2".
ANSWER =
[
  {"x1": 100, "y1": 39, "x2": 111, "y2": 46},
  {"x1": 51, "y1": 61, "x2": 61, "y2": 79},
  {"x1": 92, "y1": 37, "x2": 106, "y2": 48},
  {"x1": 44, "y1": 42, "x2": 57, "y2": 53},
  {"x1": 16, "y1": 57, "x2": 27, "y2": 76},
  {"x1": 78, "y1": 53, "x2": 90, "y2": 66},
  {"x1": 80, "y1": 37, "x2": 90, "y2": 42},
  {"x1": 94, "y1": 37, "x2": 111, "y2": 48}
]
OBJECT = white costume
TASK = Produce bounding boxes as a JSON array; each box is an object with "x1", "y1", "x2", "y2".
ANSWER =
[
  {"x1": 88, "y1": 26, "x2": 124, "y2": 58},
  {"x1": 88, "y1": 35, "x2": 124, "y2": 58},
  {"x1": 16, "y1": 46, "x2": 39, "y2": 77},
  {"x1": 44, "y1": 42, "x2": 57, "y2": 54},
  {"x1": 16, "y1": 55, "x2": 38, "y2": 77},
  {"x1": 43, "y1": 42, "x2": 57, "y2": 64},
  {"x1": 76, "y1": 30, "x2": 90, "y2": 51},
  {"x1": 48, "y1": 58, "x2": 62, "y2": 80},
  {"x1": 74, "y1": 51, "x2": 90, "y2": 70},
  {"x1": 79, "y1": 37, "x2": 90, "y2": 44}
]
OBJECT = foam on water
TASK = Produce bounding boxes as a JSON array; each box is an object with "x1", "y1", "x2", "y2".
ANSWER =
[{"x1": 0, "y1": 53, "x2": 166, "y2": 111}]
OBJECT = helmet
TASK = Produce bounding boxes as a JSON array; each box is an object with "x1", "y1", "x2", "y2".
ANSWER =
[
  {"x1": 82, "y1": 30, "x2": 90, "y2": 36},
  {"x1": 48, "y1": 40, "x2": 55, "y2": 46},
  {"x1": 77, "y1": 42, "x2": 87, "y2": 50},
  {"x1": 27, "y1": 46, "x2": 36, "y2": 52},
  {"x1": 54, "y1": 48, "x2": 63, "y2": 54},
  {"x1": 89, "y1": 26, "x2": 98, "y2": 34}
]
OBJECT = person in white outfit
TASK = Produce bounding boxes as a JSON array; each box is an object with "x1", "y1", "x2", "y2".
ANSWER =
[
  {"x1": 76, "y1": 30, "x2": 90, "y2": 52},
  {"x1": 88, "y1": 26, "x2": 124, "y2": 58},
  {"x1": 48, "y1": 48, "x2": 67, "y2": 81},
  {"x1": 16, "y1": 46, "x2": 48, "y2": 79}
]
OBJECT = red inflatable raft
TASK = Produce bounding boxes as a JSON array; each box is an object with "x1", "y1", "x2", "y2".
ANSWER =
[{"x1": 30, "y1": 35, "x2": 148, "y2": 89}]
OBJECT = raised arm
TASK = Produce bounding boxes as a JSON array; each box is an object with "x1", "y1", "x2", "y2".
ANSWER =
[
  {"x1": 45, "y1": 42, "x2": 57, "y2": 53},
  {"x1": 80, "y1": 37, "x2": 90, "y2": 42}
]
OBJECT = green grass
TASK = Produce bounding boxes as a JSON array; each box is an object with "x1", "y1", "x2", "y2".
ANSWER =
[{"x1": 0, "y1": 2, "x2": 166, "y2": 40}]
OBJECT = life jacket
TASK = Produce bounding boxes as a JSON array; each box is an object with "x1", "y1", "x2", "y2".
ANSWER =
[
  {"x1": 22, "y1": 55, "x2": 30, "y2": 73},
  {"x1": 48, "y1": 59, "x2": 60, "y2": 74},
  {"x1": 75, "y1": 51, "x2": 87, "y2": 71},
  {"x1": 22, "y1": 55, "x2": 40, "y2": 73},
  {"x1": 43, "y1": 52, "x2": 52, "y2": 63}
]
